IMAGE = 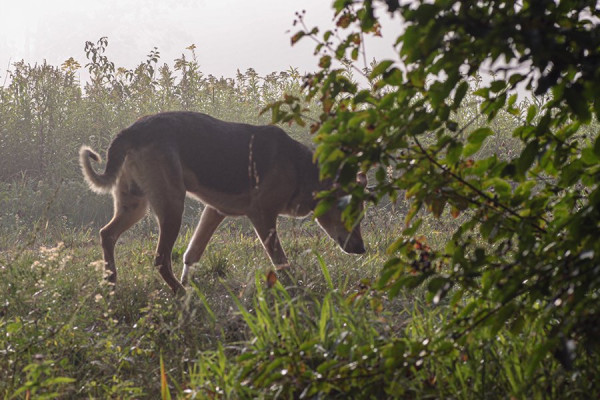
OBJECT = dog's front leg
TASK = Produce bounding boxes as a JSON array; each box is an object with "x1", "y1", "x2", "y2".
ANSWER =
[
  {"x1": 249, "y1": 214, "x2": 289, "y2": 269},
  {"x1": 181, "y1": 206, "x2": 226, "y2": 284}
]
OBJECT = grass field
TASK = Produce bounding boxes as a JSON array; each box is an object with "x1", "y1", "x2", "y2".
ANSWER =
[
  {"x1": 0, "y1": 206, "x2": 411, "y2": 398},
  {"x1": 2, "y1": 203, "x2": 596, "y2": 398}
]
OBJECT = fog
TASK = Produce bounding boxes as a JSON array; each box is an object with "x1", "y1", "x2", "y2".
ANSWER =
[{"x1": 1, "y1": 0, "x2": 401, "y2": 81}]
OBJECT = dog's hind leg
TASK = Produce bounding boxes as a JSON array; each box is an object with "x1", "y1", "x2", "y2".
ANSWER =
[
  {"x1": 143, "y1": 153, "x2": 187, "y2": 294},
  {"x1": 100, "y1": 181, "x2": 148, "y2": 286},
  {"x1": 151, "y1": 193, "x2": 186, "y2": 294},
  {"x1": 181, "y1": 206, "x2": 226, "y2": 285}
]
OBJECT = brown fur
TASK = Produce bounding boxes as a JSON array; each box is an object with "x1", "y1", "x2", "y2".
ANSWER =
[{"x1": 80, "y1": 111, "x2": 365, "y2": 293}]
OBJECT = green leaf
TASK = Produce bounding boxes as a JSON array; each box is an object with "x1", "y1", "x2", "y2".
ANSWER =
[
  {"x1": 484, "y1": 177, "x2": 512, "y2": 198},
  {"x1": 509, "y1": 73, "x2": 525, "y2": 86},
  {"x1": 463, "y1": 127, "x2": 493, "y2": 157},
  {"x1": 387, "y1": 236, "x2": 408, "y2": 255},
  {"x1": 526, "y1": 105, "x2": 537, "y2": 124},
  {"x1": 490, "y1": 80, "x2": 507, "y2": 93},
  {"x1": 402, "y1": 218, "x2": 423, "y2": 236},
  {"x1": 594, "y1": 135, "x2": 600, "y2": 157},
  {"x1": 525, "y1": 340, "x2": 556, "y2": 378},
  {"x1": 160, "y1": 354, "x2": 172, "y2": 400},
  {"x1": 383, "y1": 68, "x2": 404, "y2": 86},
  {"x1": 256, "y1": 357, "x2": 286, "y2": 386},
  {"x1": 405, "y1": 182, "x2": 423, "y2": 199},
  {"x1": 480, "y1": 215, "x2": 499, "y2": 240},
  {"x1": 313, "y1": 198, "x2": 335, "y2": 218},
  {"x1": 317, "y1": 359, "x2": 338, "y2": 374},
  {"x1": 514, "y1": 180, "x2": 536, "y2": 202},
  {"x1": 466, "y1": 156, "x2": 496, "y2": 177},
  {"x1": 319, "y1": 293, "x2": 331, "y2": 342},
  {"x1": 397, "y1": 274, "x2": 427, "y2": 289},
  {"x1": 369, "y1": 60, "x2": 394, "y2": 80},
  {"x1": 192, "y1": 285, "x2": 216, "y2": 324},
  {"x1": 510, "y1": 315, "x2": 526, "y2": 335},
  {"x1": 427, "y1": 276, "x2": 449, "y2": 293},
  {"x1": 473, "y1": 87, "x2": 489, "y2": 98},
  {"x1": 404, "y1": 203, "x2": 421, "y2": 226},
  {"x1": 291, "y1": 31, "x2": 306, "y2": 45},
  {"x1": 379, "y1": 258, "x2": 401, "y2": 286},
  {"x1": 457, "y1": 298, "x2": 480, "y2": 319},
  {"x1": 468, "y1": 127, "x2": 494, "y2": 145},
  {"x1": 409, "y1": 69, "x2": 426, "y2": 88},
  {"x1": 564, "y1": 86, "x2": 591, "y2": 122},
  {"x1": 429, "y1": 196, "x2": 447, "y2": 217},
  {"x1": 7, "y1": 320, "x2": 22, "y2": 334},
  {"x1": 316, "y1": 252, "x2": 334, "y2": 290},
  {"x1": 354, "y1": 89, "x2": 373, "y2": 105},
  {"x1": 446, "y1": 141, "x2": 463, "y2": 164},
  {"x1": 453, "y1": 81, "x2": 468, "y2": 109},
  {"x1": 411, "y1": 3, "x2": 439, "y2": 23},
  {"x1": 450, "y1": 289, "x2": 464, "y2": 307},
  {"x1": 324, "y1": 148, "x2": 346, "y2": 163},
  {"x1": 400, "y1": 26, "x2": 421, "y2": 61},
  {"x1": 581, "y1": 146, "x2": 599, "y2": 165},
  {"x1": 42, "y1": 377, "x2": 76, "y2": 386},
  {"x1": 517, "y1": 140, "x2": 538, "y2": 177},
  {"x1": 319, "y1": 55, "x2": 331, "y2": 68},
  {"x1": 490, "y1": 303, "x2": 517, "y2": 335}
]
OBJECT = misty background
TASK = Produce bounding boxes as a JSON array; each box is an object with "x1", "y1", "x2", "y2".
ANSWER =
[{"x1": 1, "y1": 0, "x2": 400, "y2": 82}]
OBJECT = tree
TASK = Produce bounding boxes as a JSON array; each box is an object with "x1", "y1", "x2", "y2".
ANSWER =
[{"x1": 267, "y1": 0, "x2": 600, "y2": 378}]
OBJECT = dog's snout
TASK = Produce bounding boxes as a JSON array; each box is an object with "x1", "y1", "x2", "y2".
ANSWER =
[
  {"x1": 340, "y1": 236, "x2": 366, "y2": 254},
  {"x1": 348, "y1": 243, "x2": 366, "y2": 254}
]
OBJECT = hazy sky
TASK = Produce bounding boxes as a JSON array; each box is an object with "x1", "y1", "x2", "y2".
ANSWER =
[{"x1": 1, "y1": 0, "x2": 401, "y2": 81}]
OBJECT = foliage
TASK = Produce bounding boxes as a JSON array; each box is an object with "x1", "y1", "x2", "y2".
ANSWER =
[
  {"x1": 0, "y1": 38, "x2": 312, "y2": 242},
  {"x1": 2, "y1": 16, "x2": 600, "y2": 397},
  {"x1": 267, "y1": 0, "x2": 600, "y2": 389}
]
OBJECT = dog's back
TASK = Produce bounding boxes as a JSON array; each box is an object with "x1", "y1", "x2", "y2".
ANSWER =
[{"x1": 117, "y1": 112, "x2": 314, "y2": 198}]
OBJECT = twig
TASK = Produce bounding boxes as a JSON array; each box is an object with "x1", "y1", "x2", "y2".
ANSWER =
[
  {"x1": 2, "y1": 57, "x2": 12, "y2": 89},
  {"x1": 412, "y1": 136, "x2": 548, "y2": 234}
]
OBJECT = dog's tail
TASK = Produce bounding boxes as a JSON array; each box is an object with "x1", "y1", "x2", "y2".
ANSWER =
[{"x1": 79, "y1": 136, "x2": 130, "y2": 194}]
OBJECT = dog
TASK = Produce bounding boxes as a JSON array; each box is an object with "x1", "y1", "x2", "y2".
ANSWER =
[{"x1": 80, "y1": 111, "x2": 366, "y2": 293}]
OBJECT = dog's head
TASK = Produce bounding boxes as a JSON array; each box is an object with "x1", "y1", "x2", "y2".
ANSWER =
[{"x1": 315, "y1": 172, "x2": 367, "y2": 255}]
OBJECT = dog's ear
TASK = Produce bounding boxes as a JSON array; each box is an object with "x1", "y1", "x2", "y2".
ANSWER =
[{"x1": 356, "y1": 172, "x2": 367, "y2": 187}]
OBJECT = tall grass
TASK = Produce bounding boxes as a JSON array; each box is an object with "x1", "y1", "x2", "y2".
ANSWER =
[
  {"x1": 0, "y1": 208, "x2": 401, "y2": 398},
  {"x1": 2, "y1": 219, "x2": 595, "y2": 398}
]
